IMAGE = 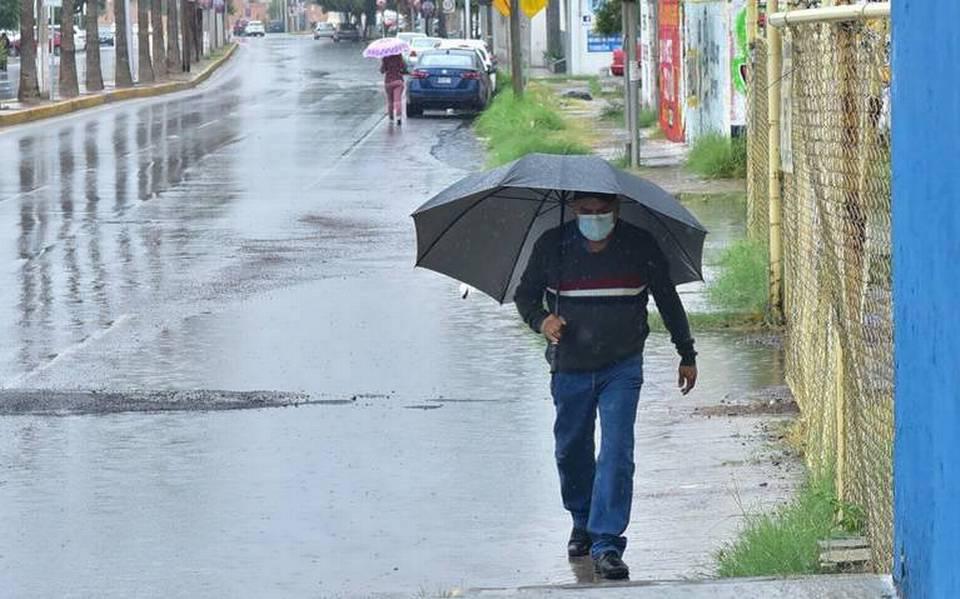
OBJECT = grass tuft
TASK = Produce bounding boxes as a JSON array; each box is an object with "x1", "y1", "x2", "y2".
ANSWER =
[
  {"x1": 638, "y1": 108, "x2": 658, "y2": 129},
  {"x1": 687, "y1": 132, "x2": 748, "y2": 179},
  {"x1": 708, "y1": 238, "x2": 769, "y2": 315},
  {"x1": 475, "y1": 88, "x2": 591, "y2": 166},
  {"x1": 716, "y1": 472, "x2": 866, "y2": 577}
]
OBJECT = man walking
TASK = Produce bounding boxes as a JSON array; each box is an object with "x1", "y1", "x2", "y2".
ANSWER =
[{"x1": 515, "y1": 192, "x2": 698, "y2": 580}]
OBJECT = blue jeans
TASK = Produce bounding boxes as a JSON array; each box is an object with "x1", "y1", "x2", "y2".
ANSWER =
[{"x1": 551, "y1": 354, "x2": 643, "y2": 559}]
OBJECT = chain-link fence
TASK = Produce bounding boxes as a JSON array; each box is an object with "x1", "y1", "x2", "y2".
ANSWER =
[{"x1": 749, "y1": 16, "x2": 893, "y2": 569}]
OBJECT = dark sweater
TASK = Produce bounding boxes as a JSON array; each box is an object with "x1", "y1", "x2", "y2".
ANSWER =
[{"x1": 515, "y1": 221, "x2": 696, "y2": 372}]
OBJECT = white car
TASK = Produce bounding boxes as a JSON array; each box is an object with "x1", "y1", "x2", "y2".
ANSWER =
[
  {"x1": 396, "y1": 32, "x2": 426, "y2": 45},
  {"x1": 314, "y1": 22, "x2": 334, "y2": 39},
  {"x1": 437, "y1": 39, "x2": 497, "y2": 88},
  {"x1": 406, "y1": 36, "x2": 441, "y2": 65},
  {"x1": 245, "y1": 21, "x2": 266, "y2": 37}
]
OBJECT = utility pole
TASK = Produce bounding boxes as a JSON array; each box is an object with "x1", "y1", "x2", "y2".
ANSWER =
[
  {"x1": 766, "y1": 0, "x2": 784, "y2": 322},
  {"x1": 509, "y1": 0, "x2": 522, "y2": 96},
  {"x1": 623, "y1": 0, "x2": 639, "y2": 167},
  {"x1": 465, "y1": 0, "x2": 470, "y2": 37}
]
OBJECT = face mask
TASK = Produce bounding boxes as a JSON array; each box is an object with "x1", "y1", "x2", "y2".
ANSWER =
[{"x1": 577, "y1": 213, "x2": 616, "y2": 241}]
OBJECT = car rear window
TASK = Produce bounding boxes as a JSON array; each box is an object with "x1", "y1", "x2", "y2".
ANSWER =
[
  {"x1": 419, "y1": 53, "x2": 476, "y2": 68},
  {"x1": 412, "y1": 39, "x2": 438, "y2": 48}
]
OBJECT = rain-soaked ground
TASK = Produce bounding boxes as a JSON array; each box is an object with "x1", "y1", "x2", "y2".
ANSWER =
[{"x1": 0, "y1": 36, "x2": 799, "y2": 597}]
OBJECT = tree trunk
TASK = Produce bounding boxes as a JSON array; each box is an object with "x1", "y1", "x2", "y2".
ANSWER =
[
  {"x1": 151, "y1": 0, "x2": 166, "y2": 77},
  {"x1": 58, "y1": 0, "x2": 80, "y2": 97},
  {"x1": 85, "y1": 0, "x2": 104, "y2": 91},
  {"x1": 167, "y1": 0, "x2": 181, "y2": 72},
  {"x1": 115, "y1": 0, "x2": 135, "y2": 86},
  {"x1": 137, "y1": 0, "x2": 154, "y2": 81},
  {"x1": 181, "y1": 0, "x2": 191, "y2": 71},
  {"x1": 17, "y1": 0, "x2": 41, "y2": 101},
  {"x1": 546, "y1": 0, "x2": 561, "y2": 63},
  {"x1": 509, "y1": 0, "x2": 523, "y2": 97}
]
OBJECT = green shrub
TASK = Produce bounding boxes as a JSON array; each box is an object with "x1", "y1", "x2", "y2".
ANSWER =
[
  {"x1": 708, "y1": 238, "x2": 769, "y2": 315},
  {"x1": 687, "y1": 132, "x2": 748, "y2": 179},
  {"x1": 716, "y1": 472, "x2": 866, "y2": 577},
  {"x1": 475, "y1": 89, "x2": 591, "y2": 166}
]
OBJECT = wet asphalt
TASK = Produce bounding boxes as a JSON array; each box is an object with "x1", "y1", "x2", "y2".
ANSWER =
[{"x1": 0, "y1": 36, "x2": 795, "y2": 597}]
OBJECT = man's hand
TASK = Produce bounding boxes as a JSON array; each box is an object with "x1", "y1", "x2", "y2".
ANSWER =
[
  {"x1": 678, "y1": 364, "x2": 697, "y2": 395},
  {"x1": 540, "y1": 314, "x2": 567, "y2": 344}
]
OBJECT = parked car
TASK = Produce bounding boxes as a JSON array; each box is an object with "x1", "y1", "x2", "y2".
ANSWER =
[
  {"x1": 12, "y1": 27, "x2": 61, "y2": 56},
  {"x1": 314, "y1": 22, "x2": 335, "y2": 39},
  {"x1": 332, "y1": 22, "x2": 360, "y2": 42},
  {"x1": 98, "y1": 25, "x2": 115, "y2": 46},
  {"x1": 244, "y1": 20, "x2": 266, "y2": 37},
  {"x1": 437, "y1": 38, "x2": 497, "y2": 89},
  {"x1": 396, "y1": 32, "x2": 426, "y2": 45},
  {"x1": 266, "y1": 20, "x2": 284, "y2": 33},
  {"x1": 611, "y1": 41, "x2": 641, "y2": 77},
  {"x1": 405, "y1": 36, "x2": 440, "y2": 66},
  {"x1": 406, "y1": 48, "x2": 493, "y2": 117}
]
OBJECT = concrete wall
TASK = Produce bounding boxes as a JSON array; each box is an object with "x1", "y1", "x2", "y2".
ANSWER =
[
  {"x1": 682, "y1": 0, "x2": 730, "y2": 142},
  {"x1": 565, "y1": 0, "x2": 616, "y2": 75},
  {"x1": 892, "y1": 1, "x2": 960, "y2": 597}
]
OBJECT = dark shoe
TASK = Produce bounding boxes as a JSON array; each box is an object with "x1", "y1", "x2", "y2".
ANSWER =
[
  {"x1": 593, "y1": 551, "x2": 629, "y2": 580},
  {"x1": 397, "y1": 118, "x2": 402, "y2": 126},
  {"x1": 567, "y1": 528, "x2": 592, "y2": 558}
]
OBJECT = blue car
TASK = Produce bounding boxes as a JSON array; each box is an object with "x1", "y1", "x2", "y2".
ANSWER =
[{"x1": 406, "y1": 49, "x2": 493, "y2": 117}]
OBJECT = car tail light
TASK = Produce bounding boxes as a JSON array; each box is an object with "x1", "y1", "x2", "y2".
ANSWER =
[
  {"x1": 461, "y1": 71, "x2": 481, "y2": 80},
  {"x1": 412, "y1": 70, "x2": 429, "y2": 79}
]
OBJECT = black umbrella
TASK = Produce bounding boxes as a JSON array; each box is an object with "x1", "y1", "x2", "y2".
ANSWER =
[{"x1": 412, "y1": 153, "x2": 707, "y2": 303}]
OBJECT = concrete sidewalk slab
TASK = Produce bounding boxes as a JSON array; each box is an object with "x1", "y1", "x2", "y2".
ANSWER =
[{"x1": 465, "y1": 574, "x2": 896, "y2": 598}]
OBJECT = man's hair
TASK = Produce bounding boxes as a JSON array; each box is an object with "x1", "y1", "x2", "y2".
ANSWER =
[{"x1": 571, "y1": 191, "x2": 619, "y2": 204}]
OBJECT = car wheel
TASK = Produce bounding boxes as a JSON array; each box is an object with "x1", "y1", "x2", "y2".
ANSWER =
[{"x1": 407, "y1": 103, "x2": 423, "y2": 118}]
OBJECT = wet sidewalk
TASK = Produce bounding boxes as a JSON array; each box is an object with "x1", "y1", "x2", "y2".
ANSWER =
[{"x1": 464, "y1": 574, "x2": 896, "y2": 598}]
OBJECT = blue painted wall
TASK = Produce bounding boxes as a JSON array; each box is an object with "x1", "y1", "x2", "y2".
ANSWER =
[{"x1": 892, "y1": 1, "x2": 960, "y2": 597}]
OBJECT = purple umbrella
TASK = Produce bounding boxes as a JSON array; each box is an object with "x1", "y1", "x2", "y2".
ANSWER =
[{"x1": 363, "y1": 38, "x2": 412, "y2": 59}]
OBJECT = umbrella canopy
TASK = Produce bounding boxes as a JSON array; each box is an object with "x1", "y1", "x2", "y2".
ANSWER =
[
  {"x1": 412, "y1": 153, "x2": 707, "y2": 304},
  {"x1": 362, "y1": 37, "x2": 411, "y2": 58}
]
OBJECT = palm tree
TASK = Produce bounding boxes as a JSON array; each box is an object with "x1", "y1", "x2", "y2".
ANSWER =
[
  {"x1": 84, "y1": 0, "x2": 104, "y2": 91},
  {"x1": 137, "y1": 0, "x2": 154, "y2": 82},
  {"x1": 115, "y1": 0, "x2": 134, "y2": 86},
  {"x1": 151, "y1": 0, "x2": 166, "y2": 78},
  {"x1": 17, "y1": 0, "x2": 40, "y2": 101},
  {"x1": 58, "y1": 0, "x2": 80, "y2": 97},
  {"x1": 166, "y1": 0, "x2": 180, "y2": 72}
]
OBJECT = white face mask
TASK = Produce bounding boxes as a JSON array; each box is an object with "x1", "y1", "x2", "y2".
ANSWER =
[{"x1": 577, "y1": 213, "x2": 616, "y2": 241}]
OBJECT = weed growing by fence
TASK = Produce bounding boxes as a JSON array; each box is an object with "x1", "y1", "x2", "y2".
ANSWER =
[
  {"x1": 708, "y1": 239, "x2": 769, "y2": 315},
  {"x1": 687, "y1": 132, "x2": 748, "y2": 179},
  {"x1": 716, "y1": 472, "x2": 866, "y2": 577}
]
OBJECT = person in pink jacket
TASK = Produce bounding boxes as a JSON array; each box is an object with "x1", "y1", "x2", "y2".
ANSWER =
[{"x1": 381, "y1": 54, "x2": 407, "y2": 126}]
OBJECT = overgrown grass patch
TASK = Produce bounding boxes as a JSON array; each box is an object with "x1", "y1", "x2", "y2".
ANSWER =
[
  {"x1": 716, "y1": 471, "x2": 866, "y2": 577},
  {"x1": 475, "y1": 88, "x2": 591, "y2": 166},
  {"x1": 638, "y1": 108, "x2": 658, "y2": 129},
  {"x1": 687, "y1": 132, "x2": 748, "y2": 179},
  {"x1": 708, "y1": 238, "x2": 769, "y2": 315}
]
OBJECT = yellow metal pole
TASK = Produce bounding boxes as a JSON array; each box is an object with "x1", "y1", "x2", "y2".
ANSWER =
[
  {"x1": 747, "y1": 0, "x2": 758, "y2": 43},
  {"x1": 766, "y1": 0, "x2": 784, "y2": 324}
]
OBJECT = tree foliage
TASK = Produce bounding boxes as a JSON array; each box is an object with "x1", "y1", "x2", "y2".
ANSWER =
[
  {"x1": 592, "y1": 0, "x2": 621, "y2": 36},
  {"x1": 0, "y1": 0, "x2": 19, "y2": 30}
]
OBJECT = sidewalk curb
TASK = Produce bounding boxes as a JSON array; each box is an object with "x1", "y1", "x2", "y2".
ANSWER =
[{"x1": 0, "y1": 43, "x2": 238, "y2": 128}]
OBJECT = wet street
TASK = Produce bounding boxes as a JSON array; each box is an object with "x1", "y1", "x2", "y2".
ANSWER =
[{"x1": 0, "y1": 36, "x2": 796, "y2": 597}]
